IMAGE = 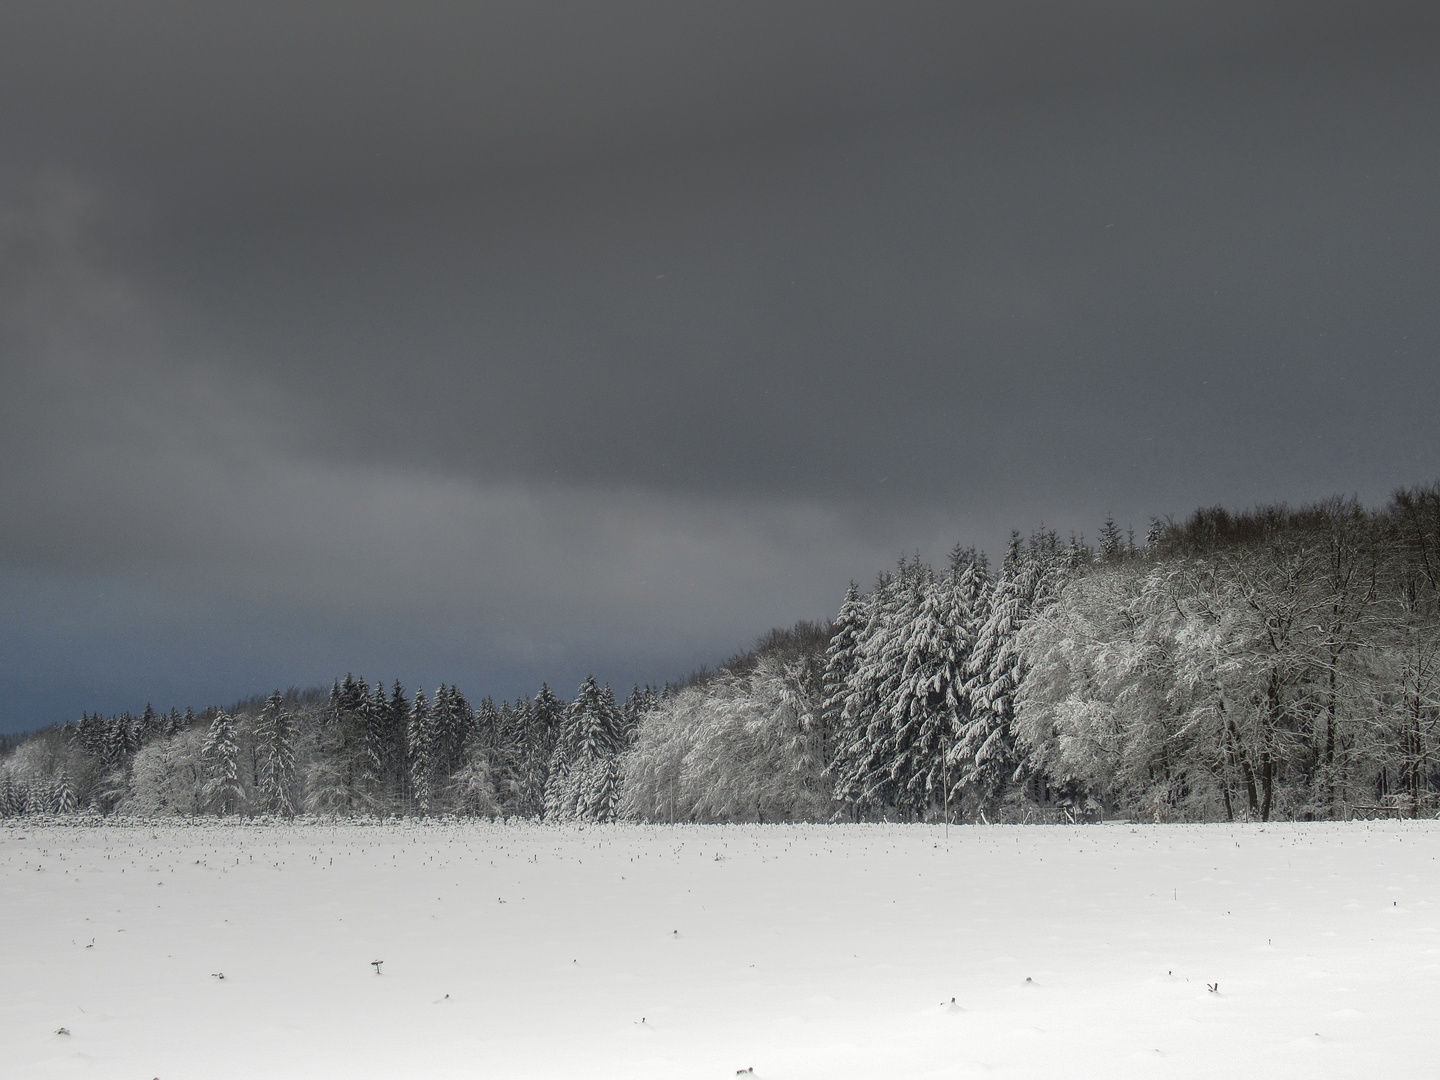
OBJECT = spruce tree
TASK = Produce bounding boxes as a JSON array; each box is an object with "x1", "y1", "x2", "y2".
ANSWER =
[
  {"x1": 545, "y1": 676, "x2": 624, "y2": 820},
  {"x1": 885, "y1": 575, "x2": 961, "y2": 815},
  {"x1": 956, "y1": 530, "x2": 1063, "y2": 809},
  {"x1": 475, "y1": 697, "x2": 502, "y2": 755},
  {"x1": 525, "y1": 685, "x2": 563, "y2": 817},
  {"x1": 102, "y1": 714, "x2": 134, "y2": 772},
  {"x1": 428, "y1": 684, "x2": 470, "y2": 783},
  {"x1": 318, "y1": 673, "x2": 372, "y2": 811},
  {"x1": 386, "y1": 681, "x2": 410, "y2": 803},
  {"x1": 78, "y1": 712, "x2": 107, "y2": 759},
  {"x1": 585, "y1": 756, "x2": 624, "y2": 823},
  {"x1": 836, "y1": 560, "x2": 926, "y2": 813},
  {"x1": 621, "y1": 685, "x2": 653, "y2": 744},
  {"x1": 941, "y1": 557, "x2": 991, "y2": 801},
  {"x1": 139, "y1": 704, "x2": 160, "y2": 744},
  {"x1": 255, "y1": 691, "x2": 297, "y2": 816},
  {"x1": 484, "y1": 698, "x2": 524, "y2": 815},
  {"x1": 1098, "y1": 516, "x2": 1125, "y2": 561},
  {"x1": 531, "y1": 685, "x2": 563, "y2": 759},
  {"x1": 202, "y1": 710, "x2": 244, "y2": 815},
  {"x1": 408, "y1": 688, "x2": 435, "y2": 814},
  {"x1": 362, "y1": 681, "x2": 388, "y2": 792},
  {"x1": 54, "y1": 770, "x2": 77, "y2": 814},
  {"x1": 598, "y1": 683, "x2": 624, "y2": 752},
  {"x1": 569, "y1": 676, "x2": 602, "y2": 758},
  {"x1": 831, "y1": 576, "x2": 889, "y2": 811},
  {"x1": 821, "y1": 583, "x2": 866, "y2": 765}
]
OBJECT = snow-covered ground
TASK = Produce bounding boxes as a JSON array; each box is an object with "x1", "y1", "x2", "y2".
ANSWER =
[{"x1": 4, "y1": 819, "x2": 1438, "y2": 1078}]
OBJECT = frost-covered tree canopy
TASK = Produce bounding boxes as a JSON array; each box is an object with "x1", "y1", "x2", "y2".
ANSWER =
[{"x1": 5, "y1": 486, "x2": 1440, "y2": 824}]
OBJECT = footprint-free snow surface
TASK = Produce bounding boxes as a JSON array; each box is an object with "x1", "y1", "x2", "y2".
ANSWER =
[{"x1": 4, "y1": 820, "x2": 1438, "y2": 1078}]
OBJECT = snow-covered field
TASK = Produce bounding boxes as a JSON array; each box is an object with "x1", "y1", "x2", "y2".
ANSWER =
[{"x1": 4, "y1": 820, "x2": 1438, "y2": 1078}]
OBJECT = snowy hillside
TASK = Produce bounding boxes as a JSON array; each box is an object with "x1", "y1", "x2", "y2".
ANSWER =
[{"x1": 5, "y1": 820, "x2": 1438, "y2": 1078}]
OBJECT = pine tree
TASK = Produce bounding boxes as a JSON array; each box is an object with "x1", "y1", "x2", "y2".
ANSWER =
[
  {"x1": 202, "y1": 710, "x2": 244, "y2": 815},
  {"x1": 448, "y1": 748, "x2": 501, "y2": 816},
  {"x1": 54, "y1": 769, "x2": 77, "y2": 814},
  {"x1": 523, "y1": 685, "x2": 563, "y2": 817},
  {"x1": 102, "y1": 714, "x2": 135, "y2": 772},
  {"x1": 78, "y1": 712, "x2": 107, "y2": 759},
  {"x1": 955, "y1": 530, "x2": 1063, "y2": 809},
  {"x1": 621, "y1": 685, "x2": 654, "y2": 745},
  {"x1": 820, "y1": 582, "x2": 866, "y2": 779},
  {"x1": 362, "y1": 681, "x2": 388, "y2": 792},
  {"x1": 584, "y1": 755, "x2": 624, "y2": 823},
  {"x1": 835, "y1": 560, "x2": 927, "y2": 813},
  {"x1": 429, "y1": 684, "x2": 472, "y2": 783},
  {"x1": 569, "y1": 676, "x2": 619, "y2": 759},
  {"x1": 1099, "y1": 516, "x2": 1125, "y2": 562},
  {"x1": 451, "y1": 686, "x2": 476, "y2": 762},
  {"x1": 385, "y1": 681, "x2": 409, "y2": 803},
  {"x1": 408, "y1": 688, "x2": 435, "y2": 814},
  {"x1": 139, "y1": 704, "x2": 161, "y2": 744},
  {"x1": 313, "y1": 673, "x2": 372, "y2": 812},
  {"x1": 485, "y1": 698, "x2": 524, "y2": 815},
  {"x1": 885, "y1": 573, "x2": 970, "y2": 815},
  {"x1": 598, "y1": 683, "x2": 624, "y2": 751},
  {"x1": 255, "y1": 691, "x2": 297, "y2": 816},
  {"x1": 530, "y1": 685, "x2": 563, "y2": 758},
  {"x1": 831, "y1": 575, "x2": 890, "y2": 811},
  {"x1": 773, "y1": 651, "x2": 827, "y2": 811},
  {"x1": 545, "y1": 676, "x2": 624, "y2": 820},
  {"x1": 475, "y1": 697, "x2": 502, "y2": 755}
]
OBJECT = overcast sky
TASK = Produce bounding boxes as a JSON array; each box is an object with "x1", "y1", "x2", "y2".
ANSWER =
[{"x1": 3, "y1": 1, "x2": 1438, "y2": 731}]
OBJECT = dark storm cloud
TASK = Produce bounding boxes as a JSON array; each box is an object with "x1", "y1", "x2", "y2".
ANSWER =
[
  {"x1": 7, "y1": 2, "x2": 1406, "y2": 209},
  {"x1": 2, "y1": 1, "x2": 1439, "y2": 728}
]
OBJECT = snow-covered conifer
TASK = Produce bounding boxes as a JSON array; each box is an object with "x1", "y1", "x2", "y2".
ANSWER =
[
  {"x1": 583, "y1": 755, "x2": 623, "y2": 823},
  {"x1": 77, "y1": 712, "x2": 107, "y2": 760},
  {"x1": 882, "y1": 567, "x2": 980, "y2": 816},
  {"x1": 509, "y1": 686, "x2": 556, "y2": 817},
  {"x1": 102, "y1": 714, "x2": 134, "y2": 772},
  {"x1": 568, "y1": 675, "x2": 619, "y2": 759},
  {"x1": 954, "y1": 530, "x2": 1064, "y2": 808},
  {"x1": 431, "y1": 684, "x2": 474, "y2": 781},
  {"x1": 599, "y1": 682, "x2": 624, "y2": 750},
  {"x1": 139, "y1": 704, "x2": 161, "y2": 744},
  {"x1": 820, "y1": 582, "x2": 866, "y2": 773},
  {"x1": 361, "y1": 681, "x2": 388, "y2": 788},
  {"x1": 202, "y1": 710, "x2": 245, "y2": 815},
  {"x1": 475, "y1": 696, "x2": 501, "y2": 754},
  {"x1": 55, "y1": 769, "x2": 77, "y2": 814},
  {"x1": 544, "y1": 676, "x2": 624, "y2": 820},
  {"x1": 407, "y1": 688, "x2": 435, "y2": 813},
  {"x1": 835, "y1": 559, "x2": 927, "y2": 813},
  {"x1": 1098, "y1": 517, "x2": 1125, "y2": 562},
  {"x1": 621, "y1": 685, "x2": 656, "y2": 744},
  {"x1": 530, "y1": 684, "x2": 562, "y2": 761},
  {"x1": 255, "y1": 691, "x2": 297, "y2": 816}
]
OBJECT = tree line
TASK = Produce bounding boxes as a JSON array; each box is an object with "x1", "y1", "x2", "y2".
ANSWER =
[
  {"x1": 0, "y1": 676, "x2": 657, "y2": 820},
  {"x1": 4, "y1": 483, "x2": 1438, "y2": 823}
]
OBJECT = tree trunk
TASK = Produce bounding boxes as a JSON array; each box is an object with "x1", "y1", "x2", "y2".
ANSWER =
[
  {"x1": 1409, "y1": 698, "x2": 1423, "y2": 819},
  {"x1": 1260, "y1": 669, "x2": 1283, "y2": 822},
  {"x1": 1260, "y1": 749, "x2": 1274, "y2": 822},
  {"x1": 1225, "y1": 717, "x2": 1259, "y2": 817},
  {"x1": 1325, "y1": 665, "x2": 1337, "y2": 815}
]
